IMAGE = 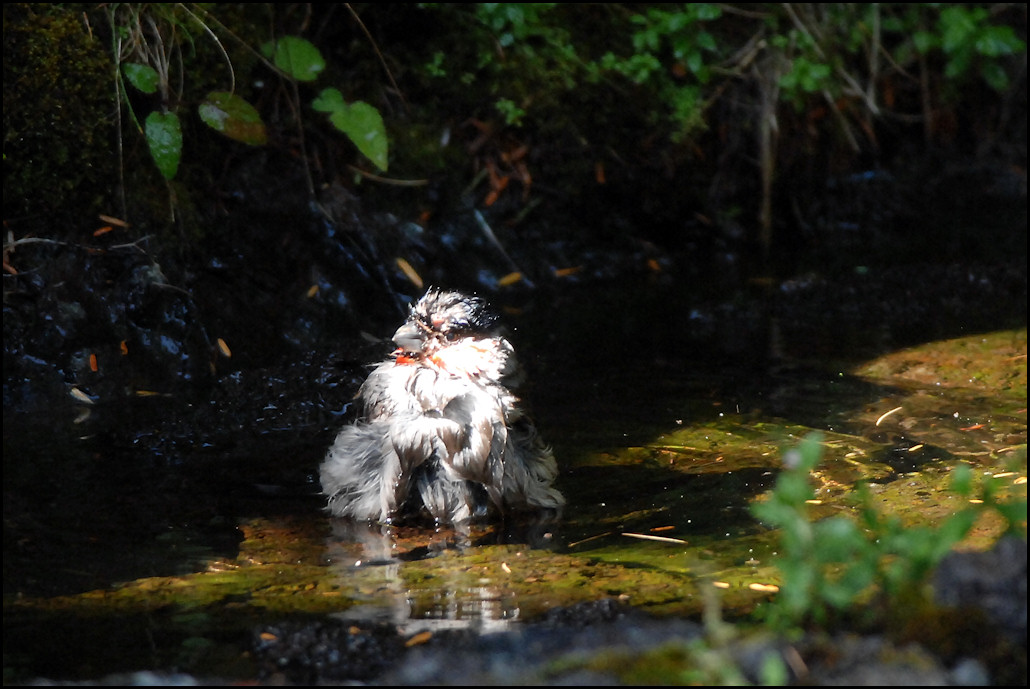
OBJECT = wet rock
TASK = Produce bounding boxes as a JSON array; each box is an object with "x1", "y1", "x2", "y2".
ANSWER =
[
  {"x1": 245, "y1": 578, "x2": 1024, "y2": 686},
  {"x1": 795, "y1": 633, "x2": 970, "y2": 686},
  {"x1": 933, "y1": 535, "x2": 1028, "y2": 644},
  {"x1": 539, "y1": 596, "x2": 632, "y2": 628},
  {"x1": 253, "y1": 619, "x2": 406, "y2": 684},
  {"x1": 28, "y1": 671, "x2": 219, "y2": 686},
  {"x1": 377, "y1": 601, "x2": 705, "y2": 686}
]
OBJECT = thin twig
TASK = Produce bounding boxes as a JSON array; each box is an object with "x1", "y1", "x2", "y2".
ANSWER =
[
  {"x1": 179, "y1": 3, "x2": 235, "y2": 93},
  {"x1": 346, "y1": 165, "x2": 429, "y2": 186},
  {"x1": 345, "y1": 3, "x2": 407, "y2": 112},
  {"x1": 110, "y1": 11, "x2": 129, "y2": 221},
  {"x1": 3, "y1": 235, "x2": 153, "y2": 253},
  {"x1": 783, "y1": 3, "x2": 880, "y2": 117},
  {"x1": 473, "y1": 210, "x2": 534, "y2": 287}
]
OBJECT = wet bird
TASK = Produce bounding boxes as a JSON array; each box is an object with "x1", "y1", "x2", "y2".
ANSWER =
[{"x1": 320, "y1": 288, "x2": 564, "y2": 526}]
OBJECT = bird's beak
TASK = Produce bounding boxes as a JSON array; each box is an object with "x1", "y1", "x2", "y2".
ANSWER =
[{"x1": 392, "y1": 322, "x2": 423, "y2": 354}]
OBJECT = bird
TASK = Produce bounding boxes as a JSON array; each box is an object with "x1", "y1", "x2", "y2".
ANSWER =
[{"x1": 320, "y1": 288, "x2": 564, "y2": 527}]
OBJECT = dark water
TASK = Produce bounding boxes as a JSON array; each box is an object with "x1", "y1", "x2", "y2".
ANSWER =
[{"x1": 3, "y1": 262, "x2": 1026, "y2": 683}]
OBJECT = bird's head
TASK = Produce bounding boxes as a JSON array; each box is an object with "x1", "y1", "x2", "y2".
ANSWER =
[{"x1": 391, "y1": 289, "x2": 513, "y2": 380}]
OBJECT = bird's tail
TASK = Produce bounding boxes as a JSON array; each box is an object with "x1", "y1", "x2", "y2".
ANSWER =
[{"x1": 321, "y1": 423, "x2": 408, "y2": 521}]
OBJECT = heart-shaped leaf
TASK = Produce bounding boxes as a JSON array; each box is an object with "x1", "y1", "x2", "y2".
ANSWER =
[
  {"x1": 262, "y1": 36, "x2": 325, "y2": 82},
  {"x1": 123, "y1": 62, "x2": 159, "y2": 94},
  {"x1": 144, "y1": 110, "x2": 182, "y2": 180},
  {"x1": 199, "y1": 92, "x2": 268, "y2": 145},
  {"x1": 314, "y1": 88, "x2": 389, "y2": 171}
]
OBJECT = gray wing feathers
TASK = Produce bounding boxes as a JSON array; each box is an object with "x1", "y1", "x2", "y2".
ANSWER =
[{"x1": 320, "y1": 351, "x2": 563, "y2": 524}]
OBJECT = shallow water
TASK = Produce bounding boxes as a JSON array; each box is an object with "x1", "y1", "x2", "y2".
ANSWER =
[{"x1": 3, "y1": 275, "x2": 1026, "y2": 684}]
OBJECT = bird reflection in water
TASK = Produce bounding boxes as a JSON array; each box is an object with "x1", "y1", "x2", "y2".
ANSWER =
[{"x1": 319, "y1": 288, "x2": 563, "y2": 633}]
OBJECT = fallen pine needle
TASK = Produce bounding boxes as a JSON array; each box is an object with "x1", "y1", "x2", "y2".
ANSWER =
[
  {"x1": 405, "y1": 631, "x2": 433, "y2": 647},
  {"x1": 69, "y1": 387, "x2": 94, "y2": 405},
  {"x1": 875, "y1": 406, "x2": 903, "y2": 426},
  {"x1": 567, "y1": 532, "x2": 613, "y2": 548},
  {"x1": 98, "y1": 214, "x2": 130, "y2": 227},
  {"x1": 622, "y1": 532, "x2": 687, "y2": 544},
  {"x1": 395, "y1": 257, "x2": 423, "y2": 289},
  {"x1": 497, "y1": 271, "x2": 523, "y2": 287}
]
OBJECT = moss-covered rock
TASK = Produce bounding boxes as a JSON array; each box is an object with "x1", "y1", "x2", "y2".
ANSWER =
[{"x1": 3, "y1": 4, "x2": 116, "y2": 232}]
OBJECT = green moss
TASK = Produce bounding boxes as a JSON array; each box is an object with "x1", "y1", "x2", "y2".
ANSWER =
[{"x1": 3, "y1": 4, "x2": 116, "y2": 230}]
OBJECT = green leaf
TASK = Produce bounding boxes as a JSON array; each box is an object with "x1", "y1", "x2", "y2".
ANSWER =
[
  {"x1": 912, "y1": 30, "x2": 937, "y2": 55},
  {"x1": 696, "y1": 30, "x2": 718, "y2": 53},
  {"x1": 949, "y1": 463, "x2": 974, "y2": 496},
  {"x1": 936, "y1": 509, "x2": 977, "y2": 555},
  {"x1": 975, "y1": 25, "x2": 1024, "y2": 57},
  {"x1": 123, "y1": 62, "x2": 159, "y2": 94},
  {"x1": 495, "y1": 98, "x2": 526, "y2": 126},
  {"x1": 331, "y1": 102, "x2": 389, "y2": 172},
  {"x1": 144, "y1": 110, "x2": 182, "y2": 180},
  {"x1": 262, "y1": 36, "x2": 325, "y2": 82},
  {"x1": 695, "y1": 4, "x2": 721, "y2": 21},
  {"x1": 793, "y1": 432, "x2": 824, "y2": 471},
  {"x1": 311, "y1": 87, "x2": 345, "y2": 113},
  {"x1": 314, "y1": 88, "x2": 389, "y2": 172},
  {"x1": 758, "y1": 653, "x2": 789, "y2": 687},
  {"x1": 781, "y1": 473, "x2": 814, "y2": 505},
  {"x1": 980, "y1": 62, "x2": 1010, "y2": 92},
  {"x1": 940, "y1": 7, "x2": 979, "y2": 54},
  {"x1": 786, "y1": 59, "x2": 832, "y2": 93},
  {"x1": 914, "y1": 25, "x2": 939, "y2": 52},
  {"x1": 198, "y1": 92, "x2": 268, "y2": 145},
  {"x1": 993, "y1": 500, "x2": 1028, "y2": 533},
  {"x1": 945, "y1": 49, "x2": 973, "y2": 80},
  {"x1": 750, "y1": 498, "x2": 797, "y2": 527},
  {"x1": 686, "y1": 49, "x2": 703, "y2": 75},
  {"x1": 820, "y1": 578, "x2": 858, "y2": 609},
  {"x1": 812, "y1": 518, "x2": 864, "y2": 562}
]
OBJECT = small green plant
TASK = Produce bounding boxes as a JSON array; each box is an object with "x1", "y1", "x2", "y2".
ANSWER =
[
  {"x1": 914, "y1": 4, "x2": 1026, "y2": 92},
  {"x1": 494, "y1": 97, "x2": 527, "y2": 126},
  {"x1": 413, "y1": 3, "x2": 1024, "y2": 243},
  {"x1": 751, "y1": 432, "x2": 1027, "y2": 632},
  {"x1": 110, "y1": 4, "x2": 388, "y2": 186}
]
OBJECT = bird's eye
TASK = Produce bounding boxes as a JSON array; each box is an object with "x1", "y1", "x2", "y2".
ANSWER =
[{"x1": 443, "y1": 330, "x2": 460, "y2": 342}]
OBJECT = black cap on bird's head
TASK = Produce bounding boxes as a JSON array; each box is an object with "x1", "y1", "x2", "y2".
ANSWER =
[{"x1": 392, "y1": 288, "x2": 500, "y2": 356}]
